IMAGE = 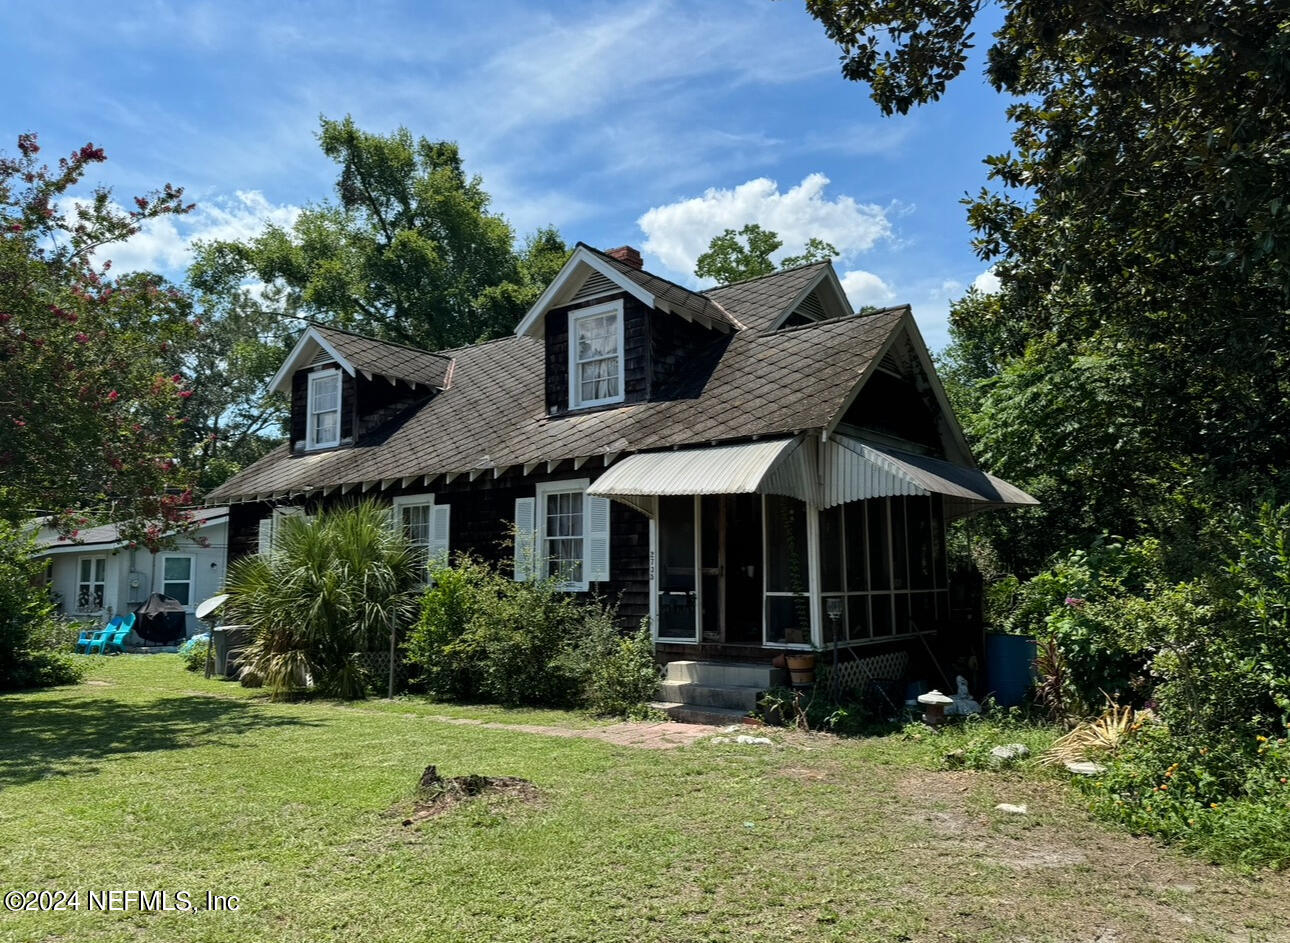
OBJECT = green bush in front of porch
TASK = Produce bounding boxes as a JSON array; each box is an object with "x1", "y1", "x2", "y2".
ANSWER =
[{"x1": 403, "y1": 555, "x2": 659, "y2": 715}]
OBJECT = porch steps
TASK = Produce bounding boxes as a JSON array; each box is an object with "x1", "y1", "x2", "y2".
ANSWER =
[{"x1": 652, "y1": 660, "x2": 789, "y2": 725}]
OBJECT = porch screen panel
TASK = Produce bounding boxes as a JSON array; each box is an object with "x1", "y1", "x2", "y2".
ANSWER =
[
  {"x1": 820, "y1": 495, "x2": 948, "y2": 645},
  {"x1": 819, "y1": 505, "x2": 845, "y2": 643},
  {"x1": 656, "y1": 496, "x2": 696, "y2": 640},
  {"x1": 764, "y1": 494, "x2": 809, "y2": 645}
]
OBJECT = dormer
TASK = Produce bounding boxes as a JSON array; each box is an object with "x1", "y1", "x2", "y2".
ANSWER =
[
  {"x1": 514, "y1": 244, "x2": 741, "y2": 417},
  {"x1": 773, "y1": 265, "x2": 854, "y2": 329},
  {"x1": 269, "y1": 324, "x2": 453, "y2": 453}
]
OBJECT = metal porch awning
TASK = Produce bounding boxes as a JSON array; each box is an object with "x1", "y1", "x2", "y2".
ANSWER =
[
  {"x1": 822, "y1": 436, "x2": 1039, "y2": 519},
  {"x1": 586, "y1": 434, "x2": 1038, "y2": 520},
  {"x1": 585, "y1": 437, "x2": 807, "y2": 515}
]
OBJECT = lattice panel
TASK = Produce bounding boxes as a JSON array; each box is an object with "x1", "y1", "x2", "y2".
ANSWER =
[{"x1": 820, "y1": 649, "x2": 910, "y2": 696}]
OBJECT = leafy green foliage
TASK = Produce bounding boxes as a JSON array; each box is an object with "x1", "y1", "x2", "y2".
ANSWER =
[
  {"x1": 191, "y1": 116, "x2": 571, "y2": 352},
  {"x1": 177, "y1": 635, "x2": 210, "y2": 672},
  {"x1": 0, "y1": 133, "x2": 200, "y2": 533},
  {"x1": 225, "y1": 502, "x2": 421, "y2": 700},
  {"x1": 0, "y1": 520, "x2": 82, "y2": 690},
  {"x1": 1081, "y1": 724, "x2": 1290, "y2": 871},
  {"x1": 577, "y1": 618, "x2": 660, "y2": 718},
  {"x1": 693, "y1": 224, "x2": 837, "y2": 284},
  {"x1": 404, "y1": 556, "x2": 652, "y2": 714}
]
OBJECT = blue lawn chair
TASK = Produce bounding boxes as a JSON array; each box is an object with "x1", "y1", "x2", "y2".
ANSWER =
[
  {"x1": 75, "y1": 616, "x2": 122, "y2": 654},
  {"x1": 88, "y1": 613, "x2": 135, "y2": 655}
]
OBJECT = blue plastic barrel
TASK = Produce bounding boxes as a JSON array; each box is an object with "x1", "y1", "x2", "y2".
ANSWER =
[{"x1": 985, "y1": 632, "x2": 1037, "y2": 707}]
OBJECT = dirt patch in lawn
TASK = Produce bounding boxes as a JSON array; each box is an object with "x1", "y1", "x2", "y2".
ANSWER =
[
  {"x1": 397, "y1": 765, "x2": 540, "y2": 825},
  {"x1": 894, "y1": 768, "x2": 1290, "y2": 942}
]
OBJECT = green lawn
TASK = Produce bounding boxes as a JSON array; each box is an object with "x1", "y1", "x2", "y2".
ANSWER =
[{"x1": 2, "y1": 658, "x2": 1288, "y2": 943}]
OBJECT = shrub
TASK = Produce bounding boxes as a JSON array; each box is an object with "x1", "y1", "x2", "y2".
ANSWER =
[
  {"x1": 25, "y1": 616, "x2": 84, "y2": 653},
  {"x1": 225, "y1": 502, "x2": 422, "y2": 700},
  {"x1": 1080, "y1": 724, "x2": 1290, "y2": 870},
  {"x1": 579, "y1": 616, "x2": 660, "y2": 717},
  {"x1": 402, "y1": 557, "x2": 496, "y2": 701},
  {"x1": 178, "y1": 635, "x2": 210, "y2": 672},
  {"x1": 404, "y1": 556, "x2": 638, "y2": 710},
  {"x1": 0, "y1": 520, "x2": 81, "y2": 691}
]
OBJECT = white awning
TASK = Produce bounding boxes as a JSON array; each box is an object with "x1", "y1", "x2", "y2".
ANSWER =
[
  {"x1": 589, "y1": 434, "x2": 1036, "y2": 520},
  {"x1": 586, "y1": 437, "x2": 807, "y2": 514},
  {"x1": 824, "y1": 436, "x2": 1038, "y2": 518}
]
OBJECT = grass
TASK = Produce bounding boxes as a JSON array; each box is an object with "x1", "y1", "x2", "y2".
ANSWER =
[{"x1": 3, "y1": 659, "x2": 1290, "y2": 942}]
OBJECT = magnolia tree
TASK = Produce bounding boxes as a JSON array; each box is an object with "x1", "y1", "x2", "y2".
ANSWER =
[{"x1": 0, "y1": 133, "x2": 202, "y2": 546}]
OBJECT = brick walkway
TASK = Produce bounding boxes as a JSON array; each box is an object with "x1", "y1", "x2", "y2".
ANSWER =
[{"x1": 428, "y1": 715, "x2": 720, "y2": 749}]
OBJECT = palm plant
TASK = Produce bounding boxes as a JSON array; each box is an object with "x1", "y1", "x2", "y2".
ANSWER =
[{"x1": 226, "y1": 501, "x2": 421, "y2": 700}]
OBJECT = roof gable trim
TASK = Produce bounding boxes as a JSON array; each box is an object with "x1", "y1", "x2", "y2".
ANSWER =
[
  {"x1": 269, "y1": 327, "x2": 359, "y2": 395},
  {"x1": 515, "y1": 246, "x2": 656, "y2": 338},
  {"x1": 769, "y1": 264, "x2": 853, "y2": 331}
]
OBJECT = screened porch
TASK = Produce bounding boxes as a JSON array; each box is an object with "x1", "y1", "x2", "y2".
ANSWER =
[{"x1": 586, "y1": 434, "x2": 1035, "y2": 655}]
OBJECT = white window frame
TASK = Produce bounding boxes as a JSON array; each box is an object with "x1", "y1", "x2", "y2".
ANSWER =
[
  {"x1": 535, "y1": 478, "x2": 591, "y2": 591},
  {"x1": 75, "y1": 554, "x2": 107, "y2": 614},
  {"x1": 568, "y1": 300, "x2": 625, "y2": 410},
  {"x1": 392, "y1": 493, "x2": 437, "y2": 585},
  {"x1": 306, "y1": 367, "x2": 342, "y2": 450},
  {"x1": 160, "y1": 553, "x2": 196, "y2": 610}
]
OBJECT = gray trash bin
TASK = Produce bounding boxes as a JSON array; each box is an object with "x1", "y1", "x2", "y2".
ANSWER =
[{"x1": 210, "y1": 625, "x2": 252, "y2": 678}]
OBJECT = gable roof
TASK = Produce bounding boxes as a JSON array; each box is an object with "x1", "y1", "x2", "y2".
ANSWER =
[
  {"x1": 702, "y1": 261, "x2": 834, "y2": 332},
  {"x1": 34, "y1": 507, "x2": 228, "y2": 555},
  {"x1": 208, "y1": 307, "x2": 912, "y2": 503},
  {"x1": 514, "y1": 243, "x2": 741, "y2": 337},
  {"x1": 268, "y1": 324, "x2": 454, "y2": 394}
]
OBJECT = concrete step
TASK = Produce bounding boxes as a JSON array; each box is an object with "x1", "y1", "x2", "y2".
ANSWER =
[
  {"x1": 663, "y1": 659, "x2": 789, "y2": 688},
  {"x1": 657, "y1": 680, "x2": 764, "y2": 712},
  {"x1": 650, "y1": 702, "x2": 752, "y2": 726}
]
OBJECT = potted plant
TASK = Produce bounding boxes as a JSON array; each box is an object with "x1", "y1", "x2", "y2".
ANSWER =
[{"x1": 785, "y1": 649, "x2": 816, "y2": 685}]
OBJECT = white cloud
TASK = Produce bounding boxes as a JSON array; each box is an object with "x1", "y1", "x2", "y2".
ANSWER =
[
  {"x1": 637, "y1": 174, "x2": 893, "y2": 280},
  {"x1": 839, "y1": 270, "x2": 896, "y2": 309},
  {"x1": 972, "y1": 267, "x2": 1001, "y2": 294},
  {"x1": 93, "y1": 190, "x2": 301, "y2": 277}
]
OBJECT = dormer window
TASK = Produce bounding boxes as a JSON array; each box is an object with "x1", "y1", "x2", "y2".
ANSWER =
[
  {"x1": 569, "y1": 300, "x2": 624, "y2": 409},
  {"x1": 306, "y1": 368, "x2": 341, "y2": 449}
]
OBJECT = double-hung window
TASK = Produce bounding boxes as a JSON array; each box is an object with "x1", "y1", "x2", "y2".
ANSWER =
[
  {"x1": 306, "y1": 368, "x2": 341, "y2": 449},
  {"x1": 569, "y1": 301, "x2": 624, "y2": 409},
  {"x1": 391, "y1": 494, "x2": 451, "y2": 585},
  {"x1": 76, "y1": 555, "x2": 106, "y2": 612},
  {"x1": 161, "y1": 554, "x2": 195, "y2": 607},
  {"x1": 515, "y1": 479, "x2": 611, "y2": 591}
]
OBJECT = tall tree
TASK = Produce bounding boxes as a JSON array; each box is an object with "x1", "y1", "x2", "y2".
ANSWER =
[
  {"x1": 0, "y1": 134, "x2": 200, "y2": 540},
  {"x1": 694, "y1": 223, "x2": 837, "y2": 283},
  {"x1": 193, "y1": 116, "x2": 570, "y2": 352},
  {"x1": 808, "y1": 1, "x2": 1290, "y2": 568}
]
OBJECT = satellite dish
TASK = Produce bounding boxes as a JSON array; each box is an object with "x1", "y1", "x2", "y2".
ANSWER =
[{"x1": 195, "y1": 593, "x2": 230, "y2": 622}]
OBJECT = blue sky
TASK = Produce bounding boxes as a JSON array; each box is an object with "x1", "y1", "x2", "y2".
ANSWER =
[{"x1": 1, "y1": 0, "x2": 1010, "y2": 350}]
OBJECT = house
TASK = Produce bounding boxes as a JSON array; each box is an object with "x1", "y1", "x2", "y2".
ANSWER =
[
  {"x1": 208, "y1": 244, "x2": 1035, "y2": 718},
  {"x1": 35, "y1": 507, "x2": 229, "y2": 639}
]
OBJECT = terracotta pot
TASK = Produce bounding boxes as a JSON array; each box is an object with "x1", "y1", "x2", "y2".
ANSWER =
[
  {"x1": 771, "y1": 653, "x2": 787, "y2": 669},
  {"x1": 786, "y1": 653, "x2": 816, "y2": 686}
]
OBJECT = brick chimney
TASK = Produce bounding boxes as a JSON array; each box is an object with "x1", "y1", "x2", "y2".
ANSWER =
[{"x1": 605, "y1": 245, "x2": 643, "y2": 270}]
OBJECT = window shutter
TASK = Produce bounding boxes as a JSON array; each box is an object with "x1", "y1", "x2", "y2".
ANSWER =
[
  {"x1": 514, "y1": 497, "x2": 536, "y2": 581},
  {"x1": 586, "y1": 495, "x2": 611, "y2": 583},
  {"x1": 429, "y1": 504, "x2": 451, "y2": 568},
  {"x1": 257, "y1": 517, "x2": 274, "y2": 555}
]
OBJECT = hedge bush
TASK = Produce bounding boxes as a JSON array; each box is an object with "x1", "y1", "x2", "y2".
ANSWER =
[{"x1": 404, "y1": 556, "x2": 658, "y2": 715}]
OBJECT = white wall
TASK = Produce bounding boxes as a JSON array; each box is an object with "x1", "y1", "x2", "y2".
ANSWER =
[{"x1": 43, "y1": 521, "x2": 229, "y2": 639}]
